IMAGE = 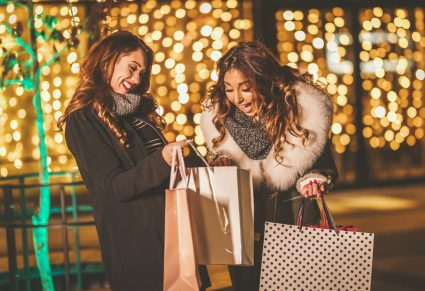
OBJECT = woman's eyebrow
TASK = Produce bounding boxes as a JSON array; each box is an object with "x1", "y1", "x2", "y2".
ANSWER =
[{"x1": 224, "y1": 80, "x2": 250, "y2": 86}]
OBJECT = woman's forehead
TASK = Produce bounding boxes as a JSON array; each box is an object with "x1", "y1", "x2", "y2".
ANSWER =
[
  {"x1": 223, "y1": 68, "x2": 252, "y2": 84},
  {"x1": 224, "y1": 68, "x2": 246, "y2": 79},
  {"x1": 118, "y1": 49, "x2": 145, "y2": 62}
]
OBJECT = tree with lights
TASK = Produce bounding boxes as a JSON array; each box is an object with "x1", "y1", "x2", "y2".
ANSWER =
[
  {"x1": 0, "y1": 0, "x2": 83, "y2": 289},
  {"x1": 0, "y1": 0, "x2": 127, "y2": 288}
]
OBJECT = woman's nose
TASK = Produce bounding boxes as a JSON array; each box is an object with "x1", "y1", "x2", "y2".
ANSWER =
[
  {"x1": 131, "y1": 73, "x2": 140, "y2": 85},
  {"x1": 233, "y1": 91, "x2": 243, "y2": 104}
]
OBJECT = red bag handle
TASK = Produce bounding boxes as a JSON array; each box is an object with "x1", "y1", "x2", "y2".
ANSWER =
[{"x1": 296, "y1": 193, "x2": 337, "y2": 231}]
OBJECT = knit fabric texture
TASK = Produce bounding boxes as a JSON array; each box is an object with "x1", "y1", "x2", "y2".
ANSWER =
[
  {"x1": 224, "y1": 108, "x2": 272, "y2": 160},
  {"x1": 111, "y1": 92, "x2": 142, "y2": 116}
]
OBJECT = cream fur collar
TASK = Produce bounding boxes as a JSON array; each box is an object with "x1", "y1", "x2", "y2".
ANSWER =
[{"x1": 201, "y1": 81, "x2": 333, "y2": 191}]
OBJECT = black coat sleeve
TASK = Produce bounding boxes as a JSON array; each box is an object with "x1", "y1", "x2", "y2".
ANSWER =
[
  {"x1": 302, "y1": 141, "x2": 338, "y2": 187},
  {"x1": 65, "y1": 110, "x2": 170, "y2": 202}
]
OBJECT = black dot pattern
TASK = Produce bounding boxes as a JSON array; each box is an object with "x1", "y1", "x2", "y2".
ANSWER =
[{"x1": 259, "y1": 222, "x2": 374, "y2": 291}]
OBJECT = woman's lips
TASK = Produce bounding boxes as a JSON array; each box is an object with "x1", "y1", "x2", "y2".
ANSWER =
[
  {"x1": 122, "y1": 80, "x2": 133, "y2": 92},
  {"x1": 239, "y1": 103, "x2": 252, "y2": 113}
]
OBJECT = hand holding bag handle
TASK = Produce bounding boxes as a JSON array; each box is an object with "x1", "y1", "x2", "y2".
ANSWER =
[
  {"x1": 296, "y1": 193, "x2": 337, "y2": 232},
  {"x1": 169, "y1": 145, "x2": 188, "y2": 190}
]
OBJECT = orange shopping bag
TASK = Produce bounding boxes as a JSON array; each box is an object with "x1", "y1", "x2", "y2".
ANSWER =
[{"x1": 163, "y1": 146, "x2": 201, "y2": 291}]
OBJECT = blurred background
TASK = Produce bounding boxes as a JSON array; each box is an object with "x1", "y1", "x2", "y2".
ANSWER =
[{"x1": 0, "y1": 0, "x2": 424, "y2": 290}]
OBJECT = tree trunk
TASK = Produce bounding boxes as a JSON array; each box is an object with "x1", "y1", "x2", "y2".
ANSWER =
[{"x1": 27, "y1": 0, "x2": 54, "y2": 290}]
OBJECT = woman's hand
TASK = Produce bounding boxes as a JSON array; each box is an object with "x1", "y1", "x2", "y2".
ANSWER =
[
  {"x1": 210, "y1": 155, "x2": 232, "y2": 167},
  {"x1": 301, "y1": 179, "x2": 327, "y2": 198},
  {"x1": 162, "y1": 140, "x2": 191, "y2": 166}
]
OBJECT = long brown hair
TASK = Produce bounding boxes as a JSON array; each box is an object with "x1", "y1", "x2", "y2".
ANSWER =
[
  {"x1": 204, "y1": 41, "x2": 325, "y2": 162},
  {"x1": 57, "y1": 30, "x2": 164, "y2": 147}
]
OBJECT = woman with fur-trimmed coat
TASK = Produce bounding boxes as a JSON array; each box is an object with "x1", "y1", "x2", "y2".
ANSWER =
[{"x1": 200, "y1": 41, "x2": 338, "y2": 291}]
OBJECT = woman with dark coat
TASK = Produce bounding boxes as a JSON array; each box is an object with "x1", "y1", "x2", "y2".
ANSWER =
[
  {"x1": 201, "y1": 41, "x2": 338, "y2": 291},
  {"x1": 58, "y1": 31, "x2": 209, "y2": 290}
]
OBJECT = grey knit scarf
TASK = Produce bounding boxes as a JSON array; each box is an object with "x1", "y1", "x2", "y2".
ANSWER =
[
  {"x1": 224, "y1": 108, "x2": 273, "y2": 160},
  {"x1": 111, "y1": 92, "x2": 142, "y2": 116}
]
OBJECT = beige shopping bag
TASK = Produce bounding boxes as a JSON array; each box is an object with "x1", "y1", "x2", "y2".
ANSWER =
[
  {"x1": 176, "y1": 149, "x2": 254, "y2": 265},
  {"x1": 163, "y1": 147, "x2": 201, "y2": 291}
]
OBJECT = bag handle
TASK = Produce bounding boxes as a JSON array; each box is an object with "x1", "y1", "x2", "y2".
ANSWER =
[
  {"x1": 205, "y1": 167, "x2": 229, "y2": 234},
  {"x1": 188, "y1": 140, "x2": 214, "y2": 172},
  {"x1": 169, "y1": 146, "x2": 188, "y2": 189},
  {"x1": 189, "y1": 140, "x2": 228, "y2": 233},
  {"x1": 296, "y1": 193, "x2": 337, "y2": 232},
  {"x1": 320, "y1": 194, "x2": 337, "y2": 229},
  {"x1": 171, "y1": 142, "x2": 229, "y2": 233}
]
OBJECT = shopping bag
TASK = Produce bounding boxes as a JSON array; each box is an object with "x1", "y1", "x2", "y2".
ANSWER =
[
  {"x1": 297, "y1": 195, "x2": 359, "y2": 232},
  {"x1": 163, "y1": 146, "x2": 201, "y2": 291},
  {"x1": 297, "y1": 195, "x2": 358, "y2": 231},
  {"x1": 176, "y1": 144, "x2": 254, "y2": 265},
  {"x1": 260, "y1": 195, "x2": 374, "y2": 291}
]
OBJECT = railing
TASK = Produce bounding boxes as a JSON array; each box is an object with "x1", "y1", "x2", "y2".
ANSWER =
[{"x1": 0, "y1": 172, "x2": 102, "y2": 291}]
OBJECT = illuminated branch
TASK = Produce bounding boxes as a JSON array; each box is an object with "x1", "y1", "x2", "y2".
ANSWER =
[{"x1": 4, "y1": 23, "x2": 36, "y2": 59}]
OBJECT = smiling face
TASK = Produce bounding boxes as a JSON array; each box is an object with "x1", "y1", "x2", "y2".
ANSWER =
[
  {"x1": 223, "y1": 68, "x2": 257, "y2": 116},
  {"x1": 110, "y1": 49, "x2": 146, "y2": 94}
]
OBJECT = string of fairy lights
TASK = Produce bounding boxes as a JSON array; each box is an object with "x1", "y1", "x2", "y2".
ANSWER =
[
  {"x1": 275, "y1": 7, "x2": 425, "y2": 155},
  {"x1": 359, "y1": 8, "x2": 425, "y2": 151},
  {"x1": 276, "y1": 8, "x2": 357, "y2": 156},
  {"x1": 0, "y1": 1, "x2": 85, "y2": 177},
  {"x1": 0, "y1": 1, "x2": 424, "y2": 179},
  {"x1": 101, "y1": 0, "x2": 252, "y2": 158},
  {"x1": 0, "y1": 0, "x2": 253, "y2": 177}
]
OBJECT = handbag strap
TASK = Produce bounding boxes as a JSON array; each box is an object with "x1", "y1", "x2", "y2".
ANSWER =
[
  {"x1": 189, "y1": 140, "x2": 229, "y2": 233},
  {"x1": 296, "y1": 193, "x2": 338, "y2": 232},
  {"x1": 320, "y1": 194, "x2": 337, "y2": 229},
  {"x1": 188, "y1": 140, "x2": 214, "y2": 172},
  {"x1": 169, "y1": 146, "x2": 188, "y2": 189},
  {"x1": 296, "y1": 198, "x2": 305, "y2": 226},
  {"x1": 205, "y1": 167, "x2": 230, "y2": 234}
]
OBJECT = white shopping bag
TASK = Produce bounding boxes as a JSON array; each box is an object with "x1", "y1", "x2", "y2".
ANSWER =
[
  {"x1": 176, "y1": 166, "x2": 254, "y2": 265},
  {"x1": 260, "y1": 196, "x2": 374, "y2": 291}
]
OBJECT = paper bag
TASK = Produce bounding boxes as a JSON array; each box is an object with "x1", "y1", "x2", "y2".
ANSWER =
[
  {"x1": 163, "y1": 147, "x2": 201, "y2": 291},
  {"x1": 177, "y1": 165, "x2": 254, "y2": 265},
  {"x1": 260, "y1": 196, "x2": 374, "y2": 290}
]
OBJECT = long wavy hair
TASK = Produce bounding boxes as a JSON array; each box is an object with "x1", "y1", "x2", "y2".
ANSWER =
[
  {"x1": 204, "y1": 41, "x2": 325, "y2": 162},
  {"x1": 57, "y1": 30, "x2": 164, "y2": 147}
]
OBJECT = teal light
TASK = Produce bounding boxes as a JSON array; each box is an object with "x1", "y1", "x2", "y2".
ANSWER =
[
  {"x1": 1, "y1": 0, "x2": 89, "y2": 289},
  {"x1": 28, "y1": 0, "x2": 55, "y2": 287},
  {"x1": 0, "y1": 1, "x2": 72, "y2": 290},
  {"x1": 31, "y1": 69, "x2": 54, "y2": 290}
]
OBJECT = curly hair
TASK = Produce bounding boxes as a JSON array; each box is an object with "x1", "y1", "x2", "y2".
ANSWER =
[
  {"x1": 57, "y1": 30, "x2": 164, "y2": 147},
  {"x1": 204, "y1": 41, "x2": 326, "y2": 163}
]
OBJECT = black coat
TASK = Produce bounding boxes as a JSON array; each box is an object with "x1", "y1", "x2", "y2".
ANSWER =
[
  {"x1": 258, "y1": 142, "x2": 338, "y2": 228},
  {"x1": 65, "y1": 107, "x2": 171, "y2": 290}
]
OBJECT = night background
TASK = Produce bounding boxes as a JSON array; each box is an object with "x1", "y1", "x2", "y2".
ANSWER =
[{"x1": 0, "y1": 0, "x2": 424, "y2": 290}]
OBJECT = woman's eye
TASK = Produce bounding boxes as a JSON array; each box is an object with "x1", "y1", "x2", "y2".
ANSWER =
[
  {"x1": 129, "y1": 66, "x2": 136, "y2": 72},
  {"x1": 242, "y1": 88, "x2": 251, "y2": 92},
  {"x1": 225, "y1": 88, "x2": 233, "y2": 92}
]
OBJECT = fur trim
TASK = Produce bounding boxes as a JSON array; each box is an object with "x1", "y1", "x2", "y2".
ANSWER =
[
  {"x1": 201, "y1": 81, "x2": 333, "y2": 191},
  {"x1": 296, "y1": 173, "x2": 329, "y2": 193}
]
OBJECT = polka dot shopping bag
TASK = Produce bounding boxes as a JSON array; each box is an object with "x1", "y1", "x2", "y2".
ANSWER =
[{"x1": 260, "y1": 196, "x2": 374, "y2": 291}]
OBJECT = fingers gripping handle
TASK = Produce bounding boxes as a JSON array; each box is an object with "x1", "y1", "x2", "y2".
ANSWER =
[
  {"x1": 296, "y1": 194, "x2": 337, "y2": 231},
  {"x1": 169, "y1": 146, "x2": 188, "y2": 189}
]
